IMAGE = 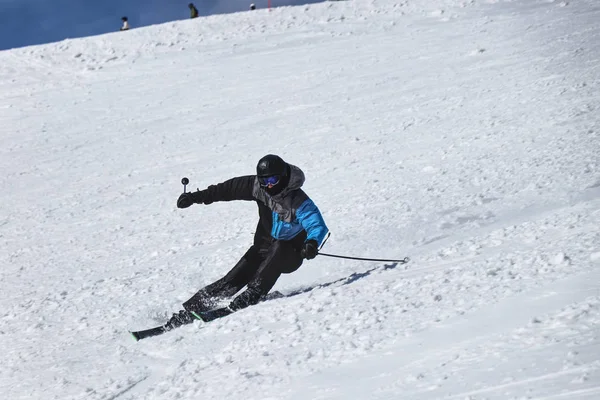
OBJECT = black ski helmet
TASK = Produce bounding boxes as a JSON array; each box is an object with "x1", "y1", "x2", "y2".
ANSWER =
[{"x1": 256, "y1": 154, "x2": 288, "y2": 177}]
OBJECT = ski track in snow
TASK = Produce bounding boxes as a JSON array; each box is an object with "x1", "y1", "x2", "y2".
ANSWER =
[{"x1": 1, "y1": 0, "x2": 599, "y2": 399}]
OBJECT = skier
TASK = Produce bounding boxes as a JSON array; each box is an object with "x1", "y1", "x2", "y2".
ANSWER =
[
  {"x1": 167, "y1": 154, "x2": 329, "y2": 328},
  {"x1": 188, "y1": 3, "x2": 199, "y2": 18},
  {"x1": 120, "y1": 16, "x2": 129, "y2": 31}
]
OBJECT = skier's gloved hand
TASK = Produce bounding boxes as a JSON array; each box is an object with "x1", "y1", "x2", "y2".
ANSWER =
[
  {"x1": 177, "y1": 191, "x2": 204, "y2": 209},
  {"x1": 301, "y1": 240, "x2": 318, "y2": 260}
]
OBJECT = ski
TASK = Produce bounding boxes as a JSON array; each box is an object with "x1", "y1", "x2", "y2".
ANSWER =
[
  {"x1": 130, "y1": 291, "x2": 286, "y2": 341},
  {"x1": 190, "y1": 306, "x2": 233, "y2": 322},
  {"x1": 130, "y1": 326, "x2": 168, "y2": 341},
  {"x1": 129, "y1": 308, "x2": 224, "y2": 341}
]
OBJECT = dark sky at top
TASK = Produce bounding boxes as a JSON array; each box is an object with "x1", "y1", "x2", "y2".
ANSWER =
[{"x1": 0, "y1": 0, "x2": 321, "y2": 51}]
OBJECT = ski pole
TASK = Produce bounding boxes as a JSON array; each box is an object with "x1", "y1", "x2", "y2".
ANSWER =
[
  {"x1": 317, "y1": 252, "x2": 409, "y2": 264},
  {"x1": 181, "y1": 177, "x2": 189, "y2": 193}
]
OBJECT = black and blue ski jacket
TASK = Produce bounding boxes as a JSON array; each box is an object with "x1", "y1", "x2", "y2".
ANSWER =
[{"x1": 197, "y1": 165, "x2": 328, "y2": 250}]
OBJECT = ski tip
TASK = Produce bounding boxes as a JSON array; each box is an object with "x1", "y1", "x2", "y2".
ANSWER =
[{"x1": 129, "y1": 331, "x2": 140, "y2": 342}]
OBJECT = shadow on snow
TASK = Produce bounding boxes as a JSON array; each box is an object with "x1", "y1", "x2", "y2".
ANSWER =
[{"x1": 265, "y1": 261, "x2": 402, "y2": 301}]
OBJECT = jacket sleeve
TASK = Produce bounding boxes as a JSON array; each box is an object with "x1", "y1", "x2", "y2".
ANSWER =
[
  {"x1": 296, "y1": 198, "x2": 329, "y2": 246},
  {"x1": 199, "y1": 175, "x2": 256, "y2": 204}
]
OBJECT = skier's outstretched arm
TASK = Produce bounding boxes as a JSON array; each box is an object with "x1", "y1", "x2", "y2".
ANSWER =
[{"x1": 177, "y1": 175, "x2": 256, "y2": 208}]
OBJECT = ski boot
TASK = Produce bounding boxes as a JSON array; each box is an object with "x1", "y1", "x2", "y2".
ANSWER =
[{"x1": 164, "y1": 310, "x2": 195, "y2": 331}]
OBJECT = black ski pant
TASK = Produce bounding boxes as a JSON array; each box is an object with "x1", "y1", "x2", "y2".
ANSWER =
[{"x1": 183, "y1": 239, "x2": 304, "y2": 314}]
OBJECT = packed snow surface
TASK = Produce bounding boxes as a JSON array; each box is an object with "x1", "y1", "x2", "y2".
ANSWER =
[{"x1": 1, "y1": 0, "x2": 599, "y2": 399}]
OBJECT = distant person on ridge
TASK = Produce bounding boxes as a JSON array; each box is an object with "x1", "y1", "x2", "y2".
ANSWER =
[
  {"x1": 120, "y1": 16, "x2": 130, "y2": 31},
  {"x1": 250, "y1": 3, "x2": 256, "y2": 10},
  {"x1": 189, "y1": 3, "x2": 199, "y2": 18}
]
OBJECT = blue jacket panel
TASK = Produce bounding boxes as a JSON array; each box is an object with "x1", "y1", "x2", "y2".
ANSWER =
[
  {"x1": 297, "y1": 199, "x2": 329, "y2": 245},
  {"x1": 271, "y1": 198, "x2": 328, "y2": 245}
]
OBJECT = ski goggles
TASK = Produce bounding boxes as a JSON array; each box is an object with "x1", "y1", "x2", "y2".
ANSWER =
[{"x1": 259, "y1": 175, "x2": 281, "y2": 187}]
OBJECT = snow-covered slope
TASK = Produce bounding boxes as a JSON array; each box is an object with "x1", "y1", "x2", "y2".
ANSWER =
[{"x1": 1, "y1": 0, "x2": 599, "y2": 399}]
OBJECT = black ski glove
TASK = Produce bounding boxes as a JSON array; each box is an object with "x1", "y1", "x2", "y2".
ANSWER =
[
  {"x1": 301, "y1": 240, "x2": 319, "y2": 260},
  {"x1": 177, "y1": 191, "x2": 204, "y2": 208}
]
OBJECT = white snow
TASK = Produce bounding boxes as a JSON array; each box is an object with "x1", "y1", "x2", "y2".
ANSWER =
[{"x1": 1, "y1": 0, "x2": 599, "y2": 399}]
